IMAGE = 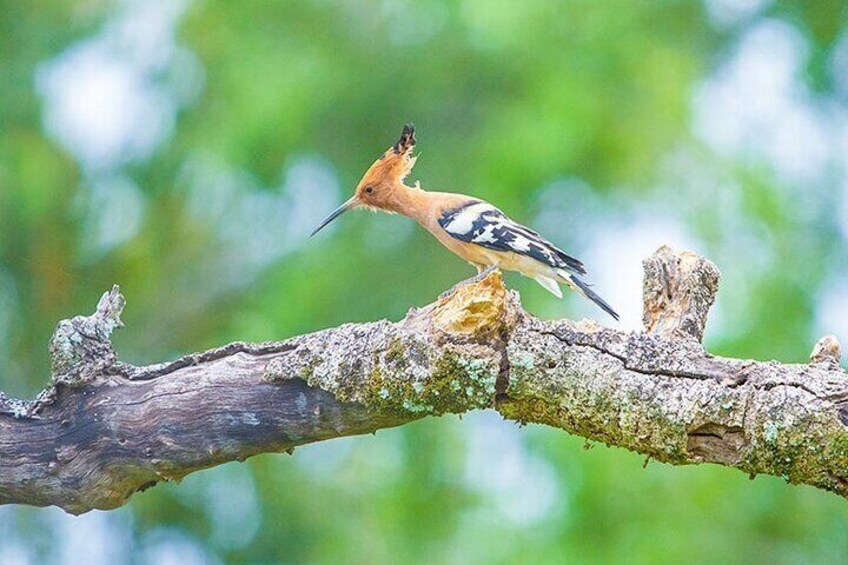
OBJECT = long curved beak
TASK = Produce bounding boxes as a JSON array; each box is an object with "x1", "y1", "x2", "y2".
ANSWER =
[{"x1": 310, "y1": 196, "x2": 358, "y2": 237}]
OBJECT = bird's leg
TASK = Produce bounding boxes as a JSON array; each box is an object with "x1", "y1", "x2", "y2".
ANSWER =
[
  {"x1": 439, "y1": 265, "x2": 498, "y2": 299},
  {"x1": 472, "y1": 264, "x2": 498, "y2": 281}
]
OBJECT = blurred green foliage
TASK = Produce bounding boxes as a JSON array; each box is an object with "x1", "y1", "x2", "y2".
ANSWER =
[{"x1": 2, "y1": 0, "x2": 848, "y2": 563}]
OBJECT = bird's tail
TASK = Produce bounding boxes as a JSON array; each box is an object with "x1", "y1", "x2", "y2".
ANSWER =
[{"x1": 559, "y1": 271, "x2": 620, "y2": 321}]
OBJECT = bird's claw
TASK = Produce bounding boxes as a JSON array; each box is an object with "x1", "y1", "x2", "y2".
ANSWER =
[{"x1": 439, "y1": 266, "x2": 499, "y2": 300}]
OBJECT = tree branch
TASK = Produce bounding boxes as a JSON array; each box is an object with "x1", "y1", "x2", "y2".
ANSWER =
[{"x1": 1, "y1": 247, "x2": 847, "y2": 514}]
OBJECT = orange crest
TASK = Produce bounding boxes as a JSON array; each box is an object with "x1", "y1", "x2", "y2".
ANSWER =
[
  {"x1": 354, "y1": 124, "x2": 418, "y2": 210},
  {"x1": 310, "y1": 123, "x2": 420, "y2": 236}
]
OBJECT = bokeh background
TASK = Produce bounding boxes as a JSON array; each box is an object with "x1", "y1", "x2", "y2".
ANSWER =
[{"x1": 2, "y1": 0, "x2": 848, "y2": 562}]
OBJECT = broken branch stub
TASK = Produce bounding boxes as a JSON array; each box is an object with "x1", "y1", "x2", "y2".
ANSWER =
[
  {"x1": 810, "y1": 334, "x2": 843, "y2": 369},
  {"x1": 48, "y1": 285, "x2": 125, "y2": 386},
  {"x1": 642, "y1": 245, "x2": 720, "y2": 343},
  {"x1": 2, "y1": 273, "x2": 518, "y2": 514},
  {"x1": 265, "y1": 269, "x2": 515, "y2": 417},
  {"x1": 5, "y1": 250, "x2": 848, "y2": 514}
]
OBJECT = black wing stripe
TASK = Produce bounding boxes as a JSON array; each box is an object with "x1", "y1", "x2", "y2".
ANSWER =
[
  {"x1": 438, "y1": 203, "x2": 587, "y2": 275},
  {"x1": 500, "y1": 221, "x2": 585, "y2": 272}
]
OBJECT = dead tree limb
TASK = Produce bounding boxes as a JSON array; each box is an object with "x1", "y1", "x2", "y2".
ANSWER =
[{"x1": 1, "y1": 246, "x2": 847, "y2": 515}]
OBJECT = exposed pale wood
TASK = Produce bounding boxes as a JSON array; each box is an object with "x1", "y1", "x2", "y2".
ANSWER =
[{"x1": 1, "y1": 247, "x2": 847, "y2": 515}]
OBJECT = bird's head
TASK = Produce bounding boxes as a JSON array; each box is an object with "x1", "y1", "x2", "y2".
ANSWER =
[{"x1": 311, "y1": 123, "x2": 418, "y2": 237}]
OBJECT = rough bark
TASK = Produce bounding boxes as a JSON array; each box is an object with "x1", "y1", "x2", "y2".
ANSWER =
[
  {"x1": 0, "y1": 247, "x2": 846, "y2": 515},
  {"x1": 642, "y1": 245, "x2": 720, "y2": 342}
]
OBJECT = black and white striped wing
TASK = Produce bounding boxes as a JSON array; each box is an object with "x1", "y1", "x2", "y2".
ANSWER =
[{"x1": 437, "y1": 201, "x2": 586, "y2": 275}]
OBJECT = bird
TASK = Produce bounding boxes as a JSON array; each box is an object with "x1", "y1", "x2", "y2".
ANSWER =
[{"x1": 311, "y1": 124, "x2": 619, "y2": 321}]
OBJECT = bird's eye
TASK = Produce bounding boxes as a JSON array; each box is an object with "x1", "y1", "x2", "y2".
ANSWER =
[{"x1": 365, "y1": 187, "x2": 374, "y2": 194}]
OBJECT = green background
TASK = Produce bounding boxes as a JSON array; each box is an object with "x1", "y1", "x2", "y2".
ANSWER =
[{"x1": 2, "y1": 0, "x2": 848, "y2": 562}]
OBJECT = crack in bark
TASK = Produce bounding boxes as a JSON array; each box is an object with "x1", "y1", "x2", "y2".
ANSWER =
[
  {"x1": 1, "y1": 247, "x2": 848, "y2": 514},
  {"x1": 537, "y1": 328, "x2": 723, "y2": 383},
  {"x1": 114, "y1": 341, "x2": 298, "y2": 381},
  {"x1": 538, "y1": 327, "x2": 831, "y2": 400}
]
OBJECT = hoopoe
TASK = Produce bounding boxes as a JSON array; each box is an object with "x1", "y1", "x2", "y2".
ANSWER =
[{"x1": 311, "y1": 124, "x2": 619, "y2": 321}]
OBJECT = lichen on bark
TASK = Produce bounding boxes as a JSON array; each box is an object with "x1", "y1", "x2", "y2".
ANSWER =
[
  {"x1": 264, "y1": 270, "x2": 511, "y2": 418},
  {"x1": 4, "y1": 247, "x2": 848, "y2": 515}
]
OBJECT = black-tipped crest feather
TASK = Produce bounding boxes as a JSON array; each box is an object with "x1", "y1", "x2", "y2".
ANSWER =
[{"x1": 393, "y1": 123, "x2": 416, "y2": 154}]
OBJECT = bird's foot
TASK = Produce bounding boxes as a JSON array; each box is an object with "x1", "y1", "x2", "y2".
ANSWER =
[{"x1": 439, "y1": 266, "x2": 499, "y2": 300}]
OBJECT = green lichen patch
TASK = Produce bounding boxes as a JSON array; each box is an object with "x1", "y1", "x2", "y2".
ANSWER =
[
  {"x1": 362, "y1": 350, "x2": 498, "y2": 418},
  {"x1": 735, "y1": 403, "x2": 848, "y2": 495},
  {"x1": 298, "y1": 354, "x2": 324, "y2": 380},
  {"x1": 264, "y1": 326, "x2": 501, "y2": 420},
  {"x1": 384, "y1": 336, "x2": 408, "y2": 369},
  {"x1": 503, "y1": 339, "x2": 702, "y2": 465}
]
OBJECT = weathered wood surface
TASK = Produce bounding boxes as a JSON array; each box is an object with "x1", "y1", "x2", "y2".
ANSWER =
[{"x1": 1, "y1": 247, "x2": 846, "y2": 514}]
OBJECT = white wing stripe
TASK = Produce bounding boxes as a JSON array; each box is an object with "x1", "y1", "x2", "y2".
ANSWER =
[
  {"x1": 471, "y1": 223, "x2": 498, "y2": 244},
  {"x1": 437, "y1": 201, "x2": 586, "y2": 275},
  {"x1": 510, "y1": 233, "x2": 533, "y2": 252},
  {"x1": 442, "y1": 202, "x2": 495, "y2": 235}
]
